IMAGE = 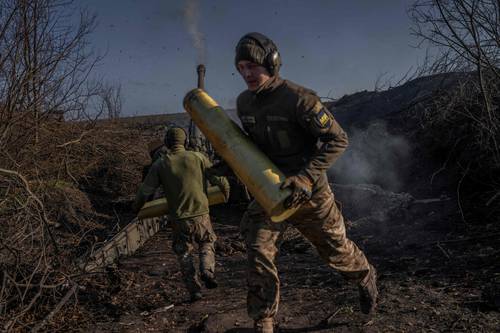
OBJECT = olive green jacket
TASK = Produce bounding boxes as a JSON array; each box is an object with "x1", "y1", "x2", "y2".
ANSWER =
[{"x1": 135, "y1": 145, "x2": 224, "y2": 220}]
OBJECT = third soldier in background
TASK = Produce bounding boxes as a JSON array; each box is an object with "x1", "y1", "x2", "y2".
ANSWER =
[{"x1": 233, "y1": 32, "x2": 378, "y2": 333}]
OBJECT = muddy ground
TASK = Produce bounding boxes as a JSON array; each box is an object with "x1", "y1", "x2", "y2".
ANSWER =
[{"x1": 78, "y1": 179, "x2": 500, "y2": 332}]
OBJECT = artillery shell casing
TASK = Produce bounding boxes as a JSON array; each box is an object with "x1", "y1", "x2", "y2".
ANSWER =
[
  {"x1": 183, "y1": 89, "x2": 299, "y2": 222},
  {"x1": 138, "y1": 186, "x2": 226, "y2": 220}
]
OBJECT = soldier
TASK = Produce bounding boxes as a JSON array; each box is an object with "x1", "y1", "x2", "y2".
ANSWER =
[
  {"x1": 134, "y1": 127, "x2": 229, "y2": 302},
  {"x1": 233, "y1": 32, "x2": 378, "y2": 332}
]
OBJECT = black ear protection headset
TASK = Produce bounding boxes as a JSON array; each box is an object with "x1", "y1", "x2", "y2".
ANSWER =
[{"x1": 238, "y1": 32, "x2": 281, "y2": 76}]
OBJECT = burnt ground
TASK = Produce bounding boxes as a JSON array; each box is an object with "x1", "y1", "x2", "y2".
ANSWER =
[
  {"x1": 68, "y1": 74, "x2": 500, "y2": 332},
  {"x1": 80, "y1": 180, "x2": 500, "y2": 332}
]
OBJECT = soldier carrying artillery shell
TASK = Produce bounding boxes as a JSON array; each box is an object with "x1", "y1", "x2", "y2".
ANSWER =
[
  {"x1": 231, "y1": 32, "x2": 379, "y2": 333},
  {"x1": 134, "y1": 127, "x2": 230, "y2": 303}
]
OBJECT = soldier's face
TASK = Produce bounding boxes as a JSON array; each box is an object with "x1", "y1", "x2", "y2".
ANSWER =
[{"x1": 237, "y1": 60, "x2": 271, "y2": 91}]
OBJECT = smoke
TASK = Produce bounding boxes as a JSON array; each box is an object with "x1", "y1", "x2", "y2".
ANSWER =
[
  {"x1": 329, "y1": 122, "x2": 411, "y2": 192},
  {"x1": 183, "y1": 0, "x2": 206, "y2": 64}
]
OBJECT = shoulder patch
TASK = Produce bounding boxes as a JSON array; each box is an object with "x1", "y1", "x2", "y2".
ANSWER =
[
  {"x1": 312, "y1": 103, "x2": 333, "y2": 129},
  {"x1": 317, "y1": 110, "x2": 330, "y2": 127}
]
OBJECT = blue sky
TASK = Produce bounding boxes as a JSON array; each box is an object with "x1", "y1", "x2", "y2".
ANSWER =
[{"x1": 80, "y1": 0, "x2": 425, "y2": 116}]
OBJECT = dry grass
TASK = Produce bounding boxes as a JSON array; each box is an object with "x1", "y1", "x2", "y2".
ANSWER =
[
  {"x1": 0, "y1": 120, "x2": 150, "y2": 331},
  {"x1": 409, "y1": 73, "x2": 500, "y2": 224}
]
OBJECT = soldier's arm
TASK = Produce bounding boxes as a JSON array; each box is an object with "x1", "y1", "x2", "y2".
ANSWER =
[
  {"x1": 208, "y1": 173, "x2": 230, "y2": 200},
  {"x1": 133, "y1": 160, "x2": 161, "y2": 212},
  {"x1": 296, "y1": 94, "x2": 349, "y2": 184},
  {"x1": 200, "y1": 153, "x2": 231, "y2": 199}
]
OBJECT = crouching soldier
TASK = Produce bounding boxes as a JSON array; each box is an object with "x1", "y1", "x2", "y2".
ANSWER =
[{"x1": 134, "y1": 127, "x2": 229, "y2": 302}]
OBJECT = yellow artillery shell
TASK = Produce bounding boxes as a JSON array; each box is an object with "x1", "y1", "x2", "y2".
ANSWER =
[
  {"x1": 183, "y1": 89, "x2": 299, "y2": 222},
  {"x1": 137, "y1": 186, "x2": 226, "y2": 220}
]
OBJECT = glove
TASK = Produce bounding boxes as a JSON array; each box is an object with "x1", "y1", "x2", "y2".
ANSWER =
[
  {"x1": 280, "y1": 174, "x2": 313, "y2": 209},
  {"x1": 218, "y1": 177, "x2": 231, "y2": 201}
]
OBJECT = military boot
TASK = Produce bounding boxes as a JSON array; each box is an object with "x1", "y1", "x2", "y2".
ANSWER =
[
  {"x1": 254, "y1": 318, "x2": 273, "y2": 333},
  {"x1": 358, "y1": 265, "x2": 378, "y2": 315},
  {"x1": 201, "y1": 273, "x2": 218, "y2": 289},
  {"x1": 189, "y1": 291, "x2": 203, "y2": 303}
]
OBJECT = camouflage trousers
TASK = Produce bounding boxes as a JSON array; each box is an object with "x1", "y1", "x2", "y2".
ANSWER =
[
  {"x1": 171, "y1": 214, "x2": 217, "y2": 295},
  {"x1": 240, "y1": 185, "x2": 372, "y2": 320}
]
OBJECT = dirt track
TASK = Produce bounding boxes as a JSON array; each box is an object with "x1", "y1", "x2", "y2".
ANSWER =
[{"x1": 83, "y1": 183, "x2": 500, "y2": 332}]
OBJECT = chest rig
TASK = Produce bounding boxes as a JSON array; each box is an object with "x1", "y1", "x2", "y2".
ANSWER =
[{"x1": 238, "y1": 80, "x2": 317, "y2": 174}]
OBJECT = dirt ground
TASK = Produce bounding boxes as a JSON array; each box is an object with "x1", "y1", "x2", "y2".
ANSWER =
[{"x1": 79, "y1": 179, "x2": 500, "y2": 332}]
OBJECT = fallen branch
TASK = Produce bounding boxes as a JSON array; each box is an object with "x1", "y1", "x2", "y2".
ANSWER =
[
  {"x1": 56, "y1": 130, "x2": 90, "y2": 148},
  {"x1": 0, "y1": 168, "x2": 59, "y2": 254},
  {"x1": 486, "y1": 191, "x2": 500, "y2": 206},
  {"x1": 436, "y1": 242, "x2": 451, "y2": 259},
  {"x1": 31, "y1": 283, "x2": 78, "y2": 333},
  {"x1": 319, "y1": 307, "x2": 344, "y2": 328}
]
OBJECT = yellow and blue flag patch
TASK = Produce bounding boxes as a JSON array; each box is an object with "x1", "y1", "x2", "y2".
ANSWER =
[{"x1": 312, "y1": 101, "x2": 332, "y2": 128}]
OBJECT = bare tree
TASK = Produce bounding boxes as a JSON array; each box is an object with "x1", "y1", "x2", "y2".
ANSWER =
[
  {"x1": 99, "y1": 81, "x2": 123, "y2": 120},
  {"x1": 0, "y1": 0, "x2": 102, "y2": 152},
  {"x1": 409, "y1": 0, "x2": 499, "y2": 123},
  {"x1": 0, "y1": 1, "x2": 110, "y2": 331},
  {"x1": 410, "y1": 0, "x2": 499, "y2": 151},
  {"x1": 409, "y1": 0, "x2": 500, "y2": 220}
]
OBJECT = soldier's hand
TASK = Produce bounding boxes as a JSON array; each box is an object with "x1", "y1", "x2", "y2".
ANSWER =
[
  {"x1": 218, "y1": 177, "x2": 231, "y2": 201},
  {"x1": 280, "y1": 174, "x2": 313, "y2": 209}
]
